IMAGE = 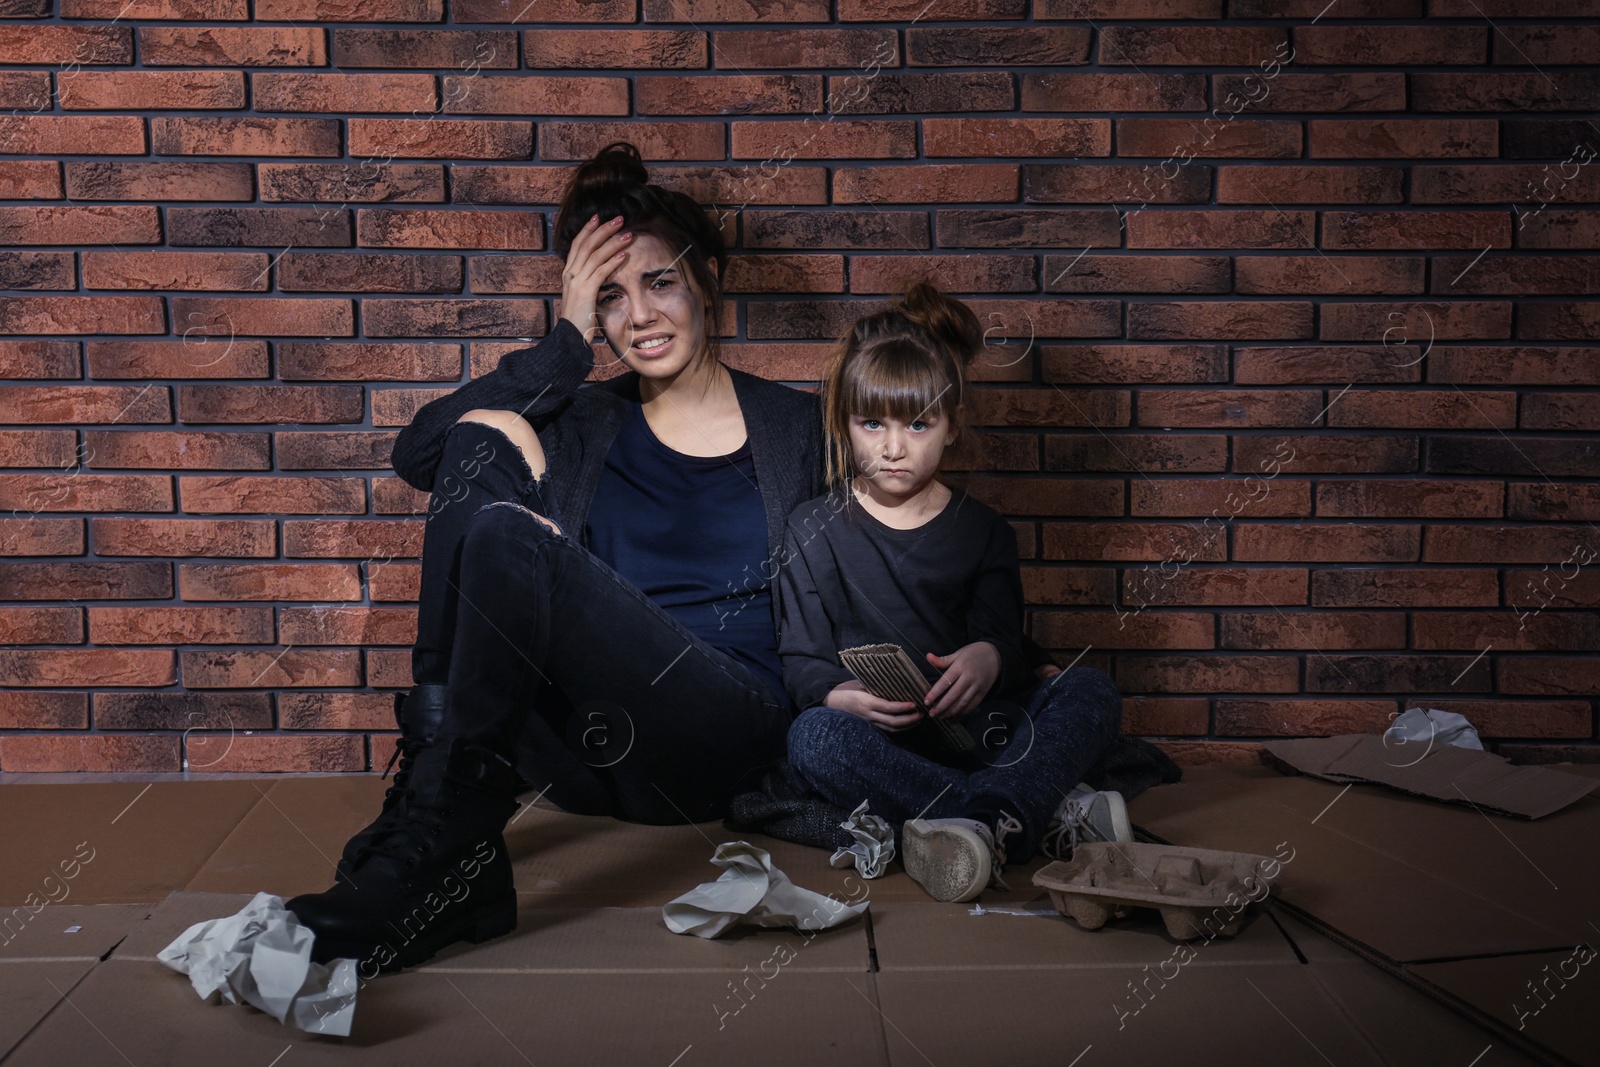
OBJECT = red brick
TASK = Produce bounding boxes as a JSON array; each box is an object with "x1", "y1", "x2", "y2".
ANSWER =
[
  {"x1": 1432, "y1": 255, "x2": 1600, "y2": 297},
  {"x1": 361, "y1": 298, "x2": 545, "y2": 339},
  {"x1": 356, "y1": 209, "x2": 541, "y2": 250},
  {"x1": 1308, "y1": 120, "x2": 1496, "y2": 159},
  {"x1": 519, "y1": 29, "x2": 705, "y2": 70},
  {"x1": 332, "y1": 28, "x2": 517, "y2": 69},
  {"x1": 1116, "y1": 119, "x2": 1302, "y2": 159},
  {"x1": 279, "y1": 690, "x2": 397, "y2": 730},
  {"x1": 92, "y1": 517, "x2": 276, "y2": 557},
  {"x1": 138, "y1": 26, "x2": 326, "y2": 67},
  {"x1": 62, "y1": 0, "x2": 249, "y2": 15},
  {"x1": 1317, "y1": 479, "x2": 1501, "y2": 518},
  {"x1": 1130, "y1": 478, "x2": 1311, "y2": 518},
  {"x1": 278, "y1": 341, "x2": 461, "y2": 382},
  {"x1": 0, "y1": 341, "x2": 78, "y2": 378},
  {"x1": 94, "y1": 690, "x2": 272, "y2": 731},
  {"x1": 1327, "y1": 390, "x2": 1515, "y2": 430},
  {"x1": 258, "y1": 163, "x2": 446, "y2": 203},
  {"x1": 1025, "y1": 163, "x2": 1211, "y2": 205},
  {"x1": 1234, "y1": 523, "x2": 1419, "y2": 563},
  {"x1": 1116, "y1": 655, "x2": 1300, "y2": 694},
  {"x1": 1128, "y1": 210, "x2": 1313, "y2": 250},
  {"x1": 0, "y1": 71, "x2": 56, "y2": 111},
  {"x1": 253, "y1": 72, "x2": 438, "y2": 113},
  {"x1": 0, "y1": 116, "x2": 145, "y2": 155},
  {"x1": 1153, "y1": 741, "x2": 1266, "y2": 766},
  {"x1": 834, "y1": 164, "x2": 1018, "y2": 205},
  {"x1": 1322, "y1": 211, "x2": 1510, "y2": 251},
  {"x1": 0, "y1": 251, "x2": 72, "y2": 291},
  {"x1": 1508, "y1": 483, "x2": 1600, "y2": 522},
  {"x1": 1138, "y1": 388, "x2": 1326, "y2": 429},
  {"x1": 1044, "y1": 433, "x2": 1228, "y2": 473},
  {"x1": 82, "y1": 251, "x2": 270, "y2": 292},
  {"x1": 1212, "y1": 73, "x2": 1405, "y2": 113},
  {"x1": 1492, "y1": 25, "x2": 1600, "y2": 66},
  {"x1": 0, "y1": 385, "x2": 171, "y2": 423},
  {"x1": 86, "y1": 339, "x2": 269, "y2": 380},
  {"x1": 0, "y1": 473, "x2": 172, "y2": 515},
  {"x1": 0, "y1": 160, "x2": 63, "y2": 199},
  {"x1": 59, "y1": 70, "x2": 245, "y2": 111},
  {"x1": 1038, "y1": 0, "x2": 1221, "y2": 14},
  {"x1": 179, "y1": 563, "x2": 361, "y2": 601},
  {"x1": 1518, "y1": 302, "x2": 1600, "y2": 341},
  {"x1": 277, "y1": 253, "x2": 462, "y2": 294},
  {"x1": 952, "y1": 476, "x2": 1121, "y2": 518},
  {"x1": 905, "y1": 26, "x2": 1088, "y2": 67},
  {"x1": 170, "y1": 297, "x2": 355, "y2": 338},
  {"x1": 1233, "y1": 346, "x2": 1420, "y2": 385},
  {"x1": 849, "y1": 253, "x2": 1030, "y2": 294},
  {"x1": 0, "y1": 205, "x2": 159, "y2": 246},
  {"x1": 1043, "y1": 344, "x2": 1226, "y2": 383},
  {"x1": 633, "y1": 74, "x2": 818, "y2": 116},
  {"x1": 1413, "y1": 73, "x2": 1600, "y2": 113},
  {"x1": 1515, "y1": 210, "x2": 1600, "y2": 249},
  {"x1": 0, "y1": 295, "x2": 167, "y2": 334},
  {"x1": 835, "y1": 0, "x2": 1000, "y2": 15},
  {"x1": 1521, "y1": 393, "x2": 1600, "y2": 432},
  {"x1": 1033, "y1": 610, "x2": 1213, "y2": 650},
  {"x1": 279, "y1": 605, "x2": 416, "y2": 645},
  {"x1": 550, "y1": 120, "x2": 726, "y2": 163},
  {"x1": 1216, "y1": 166, "x2": 1403, "y2": 205},
  {"x1": 88, "y1": 605, "x2": 274, "y2": 645},
  {"x1": 0, "y1": 518, "x2": 84, "y2": 557},
  {"x1": 1128, "y1": 301, "x2": 1312, "y2": 341},
  {"x1": 1292, "y1": 26, "x2": 1485, "y2": 65},
  {"x1": 372, "y1": 388, "x2": 452, "y2": 427},
  {"x1": 0, "y1": 692, "x2": 88, "y2": 730},
  {"x1": 176, "y1": 384, "x2": 362, "y2": 424},
  {"x1": 0, "y1": 25, "x2": 132, "y2": 65},
  {"x1": 373, "y1": 476, "x2": 429, "y2": 515},
  {"x1": 180, "y1": 475, "x2": 366, "y2": 515},
  {"x1": 1414, "y1": 166, "x2": 1600, "y2": 206},
  {"x1": 1319, "y1": 302, "x2": 1511, "y2": 342},
  {"x1": 181, "y1": 648, "x2": 362, "y2": 687},
  {"x1": 0, "y1": 606, "x2": 84, "y2": 645},
  {"x1": 1235, "y1": 255, "x2": 1423, "y2": 295},
  {"x1": 66, "y1": 161, "x2": 253, "y2": 203},
  {"x1": 1504, "y1": 570, "x2": 1600, "y2": 611},
  {"x1": 923, "y1": 118, "x2": 1107, "y2": 158},
  {"x1": 0, "y1": 735, "x2": 179, "y2": 773},
  {"x1": 1415, "y1": 613, "x2": 1600, "y2": 655},
  {"x1": 1021, "y1": 73, "x2": 1205, "y2": 112},
  {"x1": 365, "y1": 650, "x2": 413, "y2": 688},
  {"x1": 1222, "y1": 612, "x2": 1405, "y2": 651},
  {"x1": 167, "y1": 207, "x2": 351, "y2": 248},
  {"x1": 442, "y1": 75, "x2": 628, "y2": 116},
  {"x1": 368, "y1": 560, "x2": 419, "y2": 601},
  {"x1": 1499, "y1": 658, "x2": 1600, "y2": 698},
  {"x1": 152, "y1": 117, "x2": 341, "y2": 157},
  {"x1": 1235, "y1": 434, "x2": 1417, "y2": 475},
  {"x1": 1216, "y1": 699, "x2": 1397, "y2": 737},
  {"x1": 1423, "y1": 524, "x2": 1596, "y2": 565},
  {"x1": 276, "y1": 431, "x2": 399, "y2": 471},
  {"x1": 0, "y1": 649, "x2": 175, "y2": 687},
  {"x1": 0, "y1": 428, "x2": 78, "y2": 467},
  {"x1": 1102, "y1": 26, "x2": 1285, "y2": 66},
  {"x1": 1042, "y1": 522, "x2": 1227, "y2": 563},
  {"x1": 83, "y1": 430, "x2": 269, "y2": 471},
  {"x1": 281, "y1": 518, "x2": 422, "y2": 558},
  {"x1": 1124, "y1": 566, "x2": 1307, "y2": 608},
  {"x1": 1409, "y1": 701, "x2": 1591, "y2": 740},
  {"x1": 348, "y1": 118, "x2": 531, "y2": 160},
  {"x1": 1311, "y1": 568, "x2": 1499, "y2": 607}
]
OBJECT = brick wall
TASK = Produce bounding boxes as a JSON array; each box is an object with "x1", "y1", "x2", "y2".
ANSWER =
[{"x1": 1, "y1": 1, "x2": 1596, "y2": 774}]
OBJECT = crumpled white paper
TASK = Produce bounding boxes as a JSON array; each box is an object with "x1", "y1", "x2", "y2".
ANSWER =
[
  {"x1": 662, "y1": 841, "x2": 868, "y2": 939},
  {"x1": 1387, "y1": 707, "x2": 1483, "y2": 751},
  {"x1": 156, "y1": 891, "x2": 359, "y2": 1037},
  {"x1": 828, "y1": 799, "x2": 896, "y2": 879}
]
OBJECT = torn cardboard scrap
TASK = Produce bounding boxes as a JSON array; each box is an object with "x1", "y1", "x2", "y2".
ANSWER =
[
  {"x1": 1264, "y1": 734, "x2": 1596, "y2": 819},
  {"x1": 157, "y1": 891, "x2": 358, "y2": 1037},
  {"x1": 662, "y1": 841, "x2": 868, "y2": 939}
]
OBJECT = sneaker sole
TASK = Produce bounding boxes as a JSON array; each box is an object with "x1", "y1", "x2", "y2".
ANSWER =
[
  {"x1": 902, "y1": 820, "x2": 989, "y2": 903},
  {"x1": 1103, "y1": 792, "x2": 1133, "y2": 842}
]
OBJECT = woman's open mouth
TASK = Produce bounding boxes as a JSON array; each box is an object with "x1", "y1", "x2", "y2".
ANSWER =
[{"x1": 632, "y1": 335, "x2": 674, "y2": 358}]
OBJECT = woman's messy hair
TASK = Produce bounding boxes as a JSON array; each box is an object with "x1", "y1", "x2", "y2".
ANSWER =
[
  {"x1": 819, "y1": 279, "x2": 985, "y2": 495},
  {"x1": 552, "y1": 140, "x2": 729, "y2": 369}
]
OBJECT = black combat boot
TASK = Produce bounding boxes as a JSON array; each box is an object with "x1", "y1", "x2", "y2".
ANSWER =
[
  {"x1": 336, "y1": 683, "x2": 451, "y2": 881},
  {"x1": 288, "y1": 735, "x2": 521, "y2": 973}
]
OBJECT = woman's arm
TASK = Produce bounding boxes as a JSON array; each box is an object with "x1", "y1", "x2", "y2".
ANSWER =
[{"x1": 389, "y1": 315, "x2": 596, "y2": 492}]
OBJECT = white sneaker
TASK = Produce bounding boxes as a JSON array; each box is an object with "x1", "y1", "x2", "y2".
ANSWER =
[
  {"x1": 1039, "y1": 783, "x2": 1132, "y2": 861},
  {"x1": 901, "y1": 812, "x2": 1024, "y2": 902}
]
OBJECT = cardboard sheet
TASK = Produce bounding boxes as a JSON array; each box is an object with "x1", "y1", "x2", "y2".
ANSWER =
[
  {"x1": 0, "y1": 960, "x2": 98, "y2": 1061},
  {"x1": 1410, "y1": 952, "x2": 1600, "y2": 1067},
  {"x1": 1265, "y1": 734, "x2": 1597, "y2": 818}
]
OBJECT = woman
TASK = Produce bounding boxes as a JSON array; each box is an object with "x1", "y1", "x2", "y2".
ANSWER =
[{"x1": 286, "y1": 141, "x2": 1061, "y2": 972}]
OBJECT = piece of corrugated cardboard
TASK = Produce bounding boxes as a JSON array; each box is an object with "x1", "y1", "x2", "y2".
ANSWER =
[
  {"x1": 1265, "y1": 735, "x2": 1598, "y2": 819},
  {"x1": 0, "y1": 960, "x2": 98, "y2": 1061},
  {"x1": 0, "y1": 903, "x2": 149, "y2": 962},
  {"x1": 1128, "y1": 767, "x2": 1573, "y2": 962},
  {"x1": 1410, "y1": 952, "x2": 1600, "y2": 1067},
  {"x1": 0, "y1": 781, "x2": 266, "y2": 906}
]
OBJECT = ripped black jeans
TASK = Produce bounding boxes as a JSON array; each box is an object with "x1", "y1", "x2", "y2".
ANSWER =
[{"x1": 411, "y1": 419, "x2": 790, "y2": 824}]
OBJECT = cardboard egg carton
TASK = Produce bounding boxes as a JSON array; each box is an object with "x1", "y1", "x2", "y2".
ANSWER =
[{"x1": 1031, "y1": 841, "x2": 1286, "y2": 941}]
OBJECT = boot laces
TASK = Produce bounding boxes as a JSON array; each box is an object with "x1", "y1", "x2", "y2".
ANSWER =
[{"x1": 985, "y1": 811, "x2": 1024, "y2": 892}]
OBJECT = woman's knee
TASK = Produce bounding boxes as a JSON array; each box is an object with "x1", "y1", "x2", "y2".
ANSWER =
[
  {"x1": 787, "y1": 706, "x2": 863, "y2": 776},
  {"x1": 457, "y1": 408, "x2": 547, "y2": 479},
  {"x1": 461, "y1": 500, "x2": 561, "y2": 562}
]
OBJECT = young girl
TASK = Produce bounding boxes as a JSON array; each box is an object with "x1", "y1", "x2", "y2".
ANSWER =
[{"x1": 777, "y1": 281, "x2": 1129, "y2": 902}]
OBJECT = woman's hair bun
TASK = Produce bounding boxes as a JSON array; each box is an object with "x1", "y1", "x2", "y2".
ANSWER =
[
  {"x1": 552, "y1": 141, "x2": 652, "y2": 258},
  {"x1": 895, "y1": 279, "x2": 984, "y2": 367}
]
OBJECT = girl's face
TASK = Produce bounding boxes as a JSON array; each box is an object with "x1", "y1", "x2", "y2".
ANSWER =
[
  {"x1": 848, "y1": 408, "x2": 956, "y2": 499},
  {"x1": 594, "y1": 232, "x2": 715, "y2": 380}
]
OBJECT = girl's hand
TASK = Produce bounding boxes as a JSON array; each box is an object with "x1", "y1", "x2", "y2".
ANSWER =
[
  {"x1": 559, "y1": 213, "x2": 633, "y2": 342},
  {"x1": 824, "y1": 680, "x2": 922, "y2": 732},
  {"x1": 923, "y1": 642, "x2": 1000, "y2": 719}
]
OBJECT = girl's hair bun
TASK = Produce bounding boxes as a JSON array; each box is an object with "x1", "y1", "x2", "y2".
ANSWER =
[{"x1": 895, "y1": 279, "x2": 984, "y2": 367}]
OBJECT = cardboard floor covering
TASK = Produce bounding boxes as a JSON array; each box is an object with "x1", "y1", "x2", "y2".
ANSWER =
[{"x1": 0, "y1": 773, "x2": 1566, "y2": 1066}]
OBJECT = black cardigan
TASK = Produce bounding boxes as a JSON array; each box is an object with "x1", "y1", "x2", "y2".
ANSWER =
[{"x1": 389, "y1": 316, "x2": 1061, "y2": 709}]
